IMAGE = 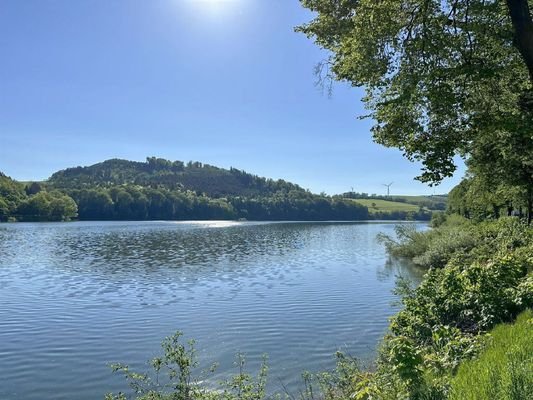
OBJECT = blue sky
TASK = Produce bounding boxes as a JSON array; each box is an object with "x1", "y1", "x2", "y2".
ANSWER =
[{"x1": 0, "y1": 0, "x2": 464, "y2": 195}]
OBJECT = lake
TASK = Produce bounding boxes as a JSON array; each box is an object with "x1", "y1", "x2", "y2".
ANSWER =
[{"x1": 0, "y1": 221, "x2": 425, "y2": 399}]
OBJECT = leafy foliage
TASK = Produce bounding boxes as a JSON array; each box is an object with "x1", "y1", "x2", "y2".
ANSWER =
[
  {"x1": 378, "y1": 216, "x2": 532, "y2": 268},
  {"x1": 0, "y1": 172, "x2": 26, "y2": 221},
  {"x1": 448, "y1": 176, "x2": 531, "y2": 221},
  {"x1": 106, "y1": 332, "x2": 217, "y2": 400},
  {"x1": 298, "y1": 0, "x2": 533, "y2": 185},
  {"x1": 2, "y1": 158, "x2": 452, "y2": 222},
  {"x1": 0, "y1": 159, "x2": 380, "y2": 222},
  {"x1": 106, "y1": 332, "x2": 360, "y2": 400},
  {"x1": 60, "y1": 186, "x2": 371, "y2": 221},
  {"x1": 298, "y1": 0, "x2": 533, "y2": 227},
  {"x1": 391, "y1": 251, "x2": 531, "y2": 340},
  {"x1": 0, "y1": 172, "x2": 79, "y2": 222},
  {"x1": 15, "y1": 190, "x2": 78, "y2": 222}
]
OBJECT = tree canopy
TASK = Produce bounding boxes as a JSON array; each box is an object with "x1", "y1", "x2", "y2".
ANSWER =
[
  {"x1": 298, "y1": 0, "x2": 533, "y2": 221},
  {"x1": 0, "y1": 173, "x2": 27, "y2": 221}
]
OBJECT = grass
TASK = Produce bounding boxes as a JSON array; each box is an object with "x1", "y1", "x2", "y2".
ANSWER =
[
  {"x1": 449, "y1": 309, "x2": 533, "y2": 400},
  {"x1": 350, "y1": 198, "x2": 422, "y2": 213}
]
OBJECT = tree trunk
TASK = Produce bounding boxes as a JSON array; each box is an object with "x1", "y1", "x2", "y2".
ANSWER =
[
  {"x1": 527, "y1": 187, "x2": 533, "y2": 225},
  {"x1": 493, "y1": 205, "x2": 501, "y2": 219},
  {"x1": 506, "y1": 0, "x2": 533, "y2": 83}
]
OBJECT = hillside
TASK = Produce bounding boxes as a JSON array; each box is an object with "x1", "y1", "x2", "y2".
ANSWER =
[
  {"x1": 1, "y1": 158, "x2": 373, "y2": 222},
  {"x1": 343, "y1": 192, "x2": 447, "y2": 211},
  {"x1": 390, "y1": 195, "x2": 448, "y2": 210},
  {"x1": 351, "y1": 198, "x2": 422, "y2": 213},
  {"x1": 48, "y1": 157, "x2": 304, "y2": 198},
  {"x1": 1, "y1": 158, "x2": 446, "y2": 222}
]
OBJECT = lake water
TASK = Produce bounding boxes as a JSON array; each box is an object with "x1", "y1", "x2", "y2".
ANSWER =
[{"x1": 0, "y1": 221, "x2": 425, "y2": 399}]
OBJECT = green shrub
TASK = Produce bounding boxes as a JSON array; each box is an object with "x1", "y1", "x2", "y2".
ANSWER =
[
  {"x1": 105, "y1": 331, "x2": 216, "y2": 400},
  {"x1": 430, "y1": 212, "x2": 447, "y2": 228},
  {"x1": 379, "y1": 217, "x2": 531, "y2": 269},
  {"x1": 469, "y1": 218, "x2": 533, "y2": 262},
  {"x1": 449, "y1": 310, "x2": 533, "y2": 400},
  {"x1": 412, "y1": 229, "x2": 477, "y2": 269},
  {"x1": 392, "y1": 252, "x2": 531, "y2": 341},
  {"x1": 377, "y1": 223, "x2": 436, "y2": 260},
  {"x1": 105, "y1": 331, "x2": 277, "y2": 400}
]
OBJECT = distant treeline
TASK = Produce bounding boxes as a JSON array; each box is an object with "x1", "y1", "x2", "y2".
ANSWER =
[
  {"x1": 67, "y1": 186, "x2": 371, "y2": 221},
  {"x1": 0, "y1": 158, "x2": 437, "y2": 222},
  {"x1": 1, "y1": 180, "x2": 369, "y2": 222}
]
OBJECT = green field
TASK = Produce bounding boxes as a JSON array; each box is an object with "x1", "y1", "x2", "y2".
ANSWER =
[{"x1": 351, "y1": 198, "x2": 423, "y2": 213}]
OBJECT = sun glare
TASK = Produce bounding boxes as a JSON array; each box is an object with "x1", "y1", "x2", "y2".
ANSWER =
[
  {"x1": 195, "y1": 0, "x2": 239, "y2": 5},
  {"x1": 187, "y1": 0, "x2": 243, "y2": 19}
]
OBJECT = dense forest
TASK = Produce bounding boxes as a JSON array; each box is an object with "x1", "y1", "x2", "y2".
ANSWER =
[{"x1": 47, "y1": 157, "x2": 304, "y2": 197}]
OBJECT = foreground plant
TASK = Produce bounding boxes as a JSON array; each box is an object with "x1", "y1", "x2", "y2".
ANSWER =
[
  {"x1": 105, "y1": 331, "x2": 363, "y2": 400},
  {"x1": 105, "y1": 332, "x2": 214, "y2": 400}
]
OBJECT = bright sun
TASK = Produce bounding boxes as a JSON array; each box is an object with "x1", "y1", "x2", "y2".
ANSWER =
[
  {"x1": 193, "y1": 0, "x2": 240, "y2": 13},
  {"x1": 197, "y1": 0, "x2": 238, "y2": 3},
  {"x1": 186, "y1": 0, "x2": 242, "y2": 19}
]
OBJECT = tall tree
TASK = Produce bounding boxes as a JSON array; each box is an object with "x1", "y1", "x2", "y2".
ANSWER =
[{"x1": 298, "y1": 0, "x2": 533, "y2": 220}]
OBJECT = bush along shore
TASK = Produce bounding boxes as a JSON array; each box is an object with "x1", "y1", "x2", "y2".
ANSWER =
[{"x1": 106, "y1": 214, "x2": 532, "y2": 400}]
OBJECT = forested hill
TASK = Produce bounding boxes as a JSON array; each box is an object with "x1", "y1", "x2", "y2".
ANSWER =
[
  {"x1": 1, "y1": 158, "x2": 436, "y2": 222},
  {"x1": 48, "y1": 157, "x2": 304, "y2": 197}
]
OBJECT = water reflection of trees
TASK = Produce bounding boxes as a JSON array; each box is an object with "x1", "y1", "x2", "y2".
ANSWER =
[{"x1": 376, "y1": 256, "x2": 425, "y2": 285}]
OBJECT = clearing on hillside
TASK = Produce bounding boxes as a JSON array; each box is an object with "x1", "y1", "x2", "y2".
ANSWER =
[{"x1": 351, "y1": 199, "x2": 423, "y2": 213}]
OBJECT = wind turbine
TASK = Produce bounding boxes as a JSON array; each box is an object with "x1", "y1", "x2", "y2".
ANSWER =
[{"x1": 382, "y1": 182, "x2": 393, "y2": 197}]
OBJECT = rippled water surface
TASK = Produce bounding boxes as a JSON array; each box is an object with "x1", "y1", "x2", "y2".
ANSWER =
[{"x1": 0, "y1": 221, "x2": 424, "y2": 399}]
